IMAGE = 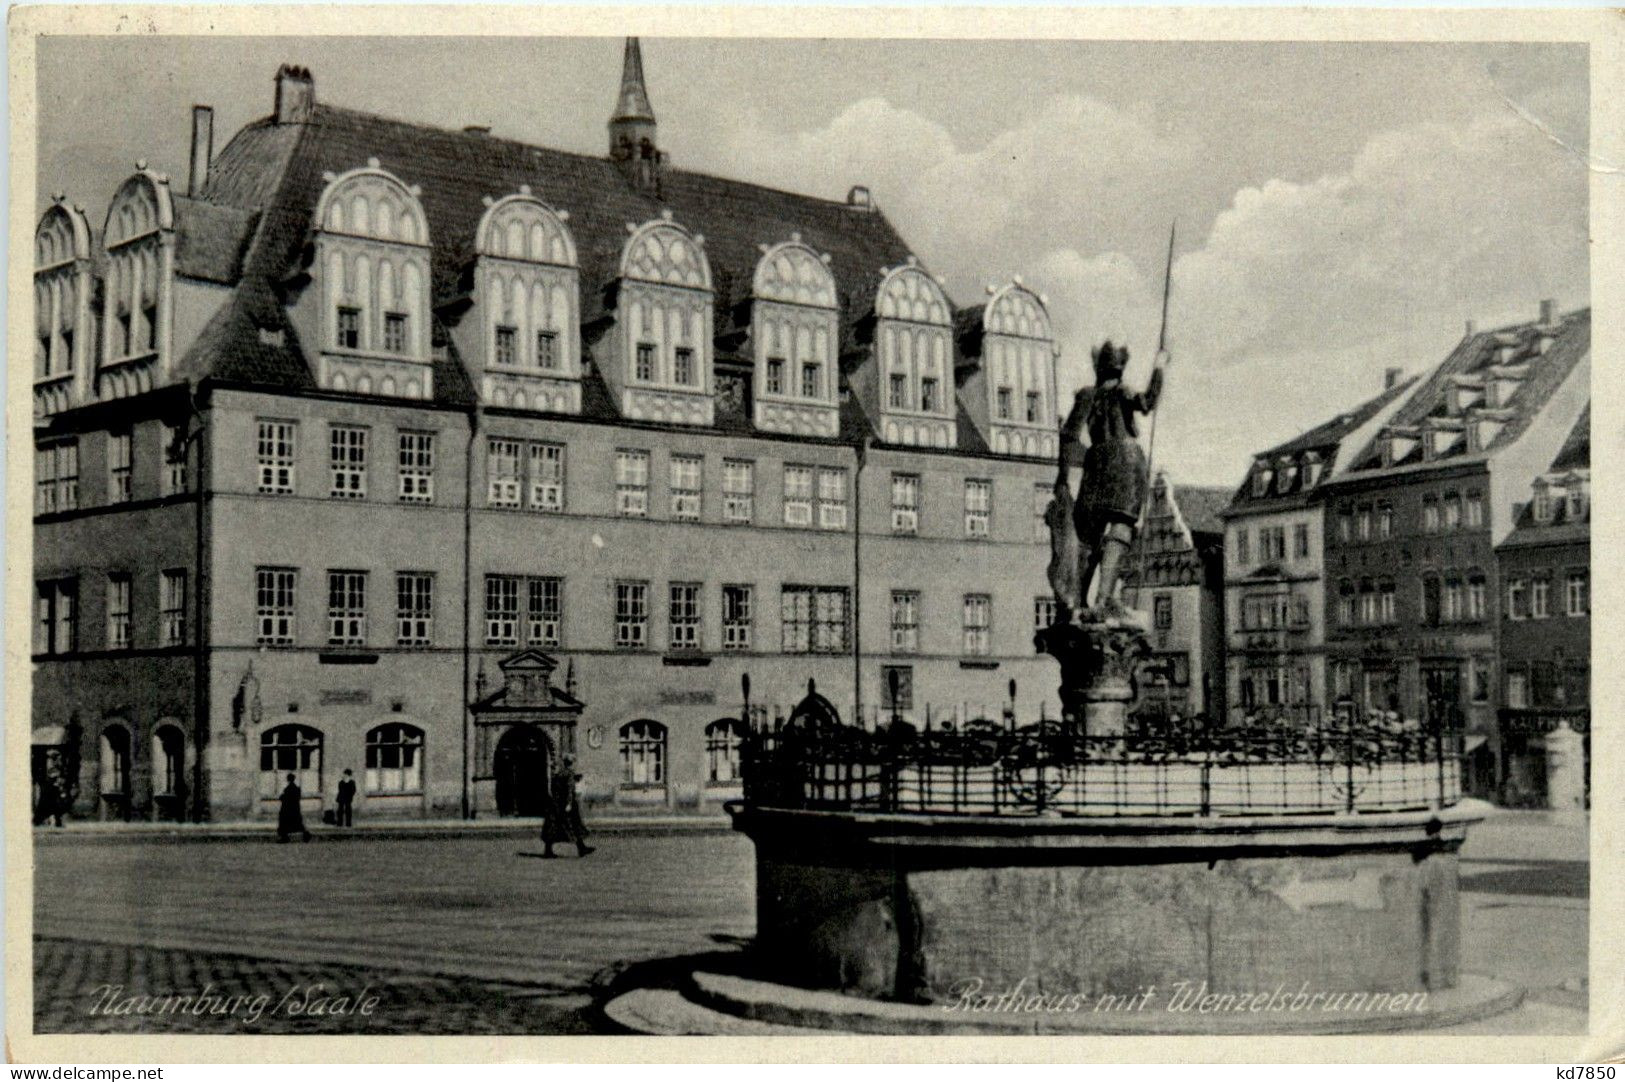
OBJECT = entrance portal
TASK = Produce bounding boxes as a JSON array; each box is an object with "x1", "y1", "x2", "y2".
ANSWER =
[{"x1": 494, "y1": 726, "x2": 550, "y2": 817}]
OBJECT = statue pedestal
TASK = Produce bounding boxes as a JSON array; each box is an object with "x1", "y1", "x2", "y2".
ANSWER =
[{"x1": 1035, "y1": 610, "x2": 1151, "y2": 737}]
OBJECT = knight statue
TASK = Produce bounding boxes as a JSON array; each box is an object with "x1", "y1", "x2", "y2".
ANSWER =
[{"x1": 1048, "y1": 340, "x2": 1168, "y2": 620}]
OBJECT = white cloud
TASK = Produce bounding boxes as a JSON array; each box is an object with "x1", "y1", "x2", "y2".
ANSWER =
[{"x1": 695, "y1": 93, "x2": 1587, "y2": 487}]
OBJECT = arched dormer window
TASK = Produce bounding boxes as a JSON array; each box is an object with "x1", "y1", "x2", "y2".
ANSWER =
[
  {"x1": 875, "y1": 260, "x2": 954, "y2": 449},
  {"x1": 472, "y1": 188, "x2": 582, "y2": 415},
  {"x1": 313, "y1": 160, "x2": 432, "y2": 400},
  {"x1": 100, "y1": 169, "x2": 176, "y2": 400},
  {"x1": 611, "y1": 212, "x2": 714, "y2": 427},
  {"x1": 751, "y1": 235, "x2": 839, "y2": 438},
  {"x1": 982, "y1": 280, "x2": 1057, "y2": 458},
  {"x1": 34, "y1": 199, "x2": 92, "y2": 416}
]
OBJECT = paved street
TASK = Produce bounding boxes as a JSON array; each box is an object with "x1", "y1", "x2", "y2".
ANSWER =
[{"x1": 32, "y1": 811, "x2": 1586, "y2": 1034}]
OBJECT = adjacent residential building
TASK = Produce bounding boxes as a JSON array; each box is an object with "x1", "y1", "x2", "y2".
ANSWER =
[
  {"x1": 1321, "y1": 303, "x2": 1589, "y2": 796},
  {"x1": 1495, "y1": 405, "x2": 1589, "y2": 808},
  {"x1": 31, "y1": 43, "x2": 1066, "y2": 822},
  {"x1": 1121, "y1": 472, "x2": 1230, "y2": 719},
  {"x1": 1220, "y1": 372, "x2": 1418, "y2": 723}
]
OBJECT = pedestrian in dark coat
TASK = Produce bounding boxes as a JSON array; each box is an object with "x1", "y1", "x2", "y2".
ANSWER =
[
  {"x1": 277, "y1": 773, "x2": 311, "y2": 842},
  {"x1": 335, "y1": 769, "x2": 357, "y2": 827},
  {"x1": 541, "y1": 758, "x2": 593, "y2": 857}
]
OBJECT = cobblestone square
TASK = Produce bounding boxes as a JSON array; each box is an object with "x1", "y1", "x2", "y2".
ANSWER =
[{"x1": 31, "y1": 812, "x2": 1585, "y2": 1035}]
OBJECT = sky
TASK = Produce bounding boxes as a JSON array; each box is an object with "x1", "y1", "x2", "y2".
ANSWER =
[{"x1": 35, "y1": 36, "x2": 1590, "y2": 487}]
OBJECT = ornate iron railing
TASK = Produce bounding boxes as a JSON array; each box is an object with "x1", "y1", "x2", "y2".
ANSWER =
[{"x1": 740, "y1": 718, "x2": 1463, "y2": 818}]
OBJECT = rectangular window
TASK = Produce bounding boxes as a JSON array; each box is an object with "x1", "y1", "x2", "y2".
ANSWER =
[
  {"x1": 889, "y1": 373, "x2": 907, "y2": 410},
  {"x1": 484, "y1": 575, "x2": 520, "y2": 646},
  {"x1": 1505, "y1": 670, "x2": 1529, "y2": 709},
  {"x1": 783, "y1": 465, "x2": 814, "y2": 527},
  {"x1": 1531, "y1": 576, "x2": 1550, "y2": 619},
  {"x1": 383, "y1": 312, "x2": 408, "y2": 354},
  {"x1": 106, "y1": 573, "x2": 132, "y2": 650},
  {"x1": 398, "y1": 431, "x2": 435, "y2": 504},
  {"x1": 34, "y1": 579, "x2": 78, "y2": 655},
  {"x1": 801, "y1": 362, "x2": 821, "y2": 399},
  {"x1": 1153, "y1": 594, "x2": 1173, "y2": 630},
  {"x1": 965, "y1": 479, "x2": 991, "y2": 538},
  {"x1": 723, "y1": 459, "x2": 754, "y2": 523},
  {"x1": 1293, "y1": 523, "x2": 1310, "y2": 558},
  {"x1": 1472, "y1": 657, "x2": 1491, "y2": 703},
  {"x1": 1356, "y1": 506, "x2": 1372, "y2": 542},
  {"x1": 336, "y1": 306, "x2": 361, "y2": 350},
  {"x1": 782, "y1": 585, "x2": 849, "y2": 654},
  {"x1": 615, "y1": 581, "x2": 649, "y2": 649},
  {"x1": 527, "y1": 577, "x2": 562, "y2": 648},
  {"x1": 1026, "y1": 391, "x2": 1042, "y2": 424},
  {"x1": 162, "y1": 423, "x2": 188, "y2": 495},
  {"x1": 670, "y1": 454, "x2": 703, "y2": 521},
  {"x1": 529, "y1": 443, "x2": 565, "y2": 512},
  {"x1": 920, "y1": 377, "x2": 940, "y2": 414},
  {"x1": 1380, "y1": 581, "x2": 1397, "y2": 624},
  {"x1": 818, "y1": 467, "x2": 848, "y2": 530},
  {"x1": 1235, "y1": 529, "x2": 1250, "y2": 565},
  {"x1": 1034, "y1": 597, "x2": 1057, "y2": 634},
  {"x1": 1467, "y1": 574, "x2": 1487, "y2": 620},
  {"x1": 1337, "y1": 509, "x2": 1353, "y2": 542},
  {"x1": 396, "y1": 572, "x2": 433, "y2": 647},
  {"x1": 494, "y1": 325, "x2": 518, "y2": 366},
  {"x1": 1567, "y1": 570, "x2": 1589, "y2": 616},
  {"x1": 108, "y1": 431, "x2": 133, "y2": 503},
  {"x1": 1422, "y1": 497, "x2": 1440, "y2": 534},
  {"x1": 722, "y1": 585, "x2": 753, "y2": 651},
  {"x1": 1465, "y1": 491, "x2": 1485, "y2": 528},
  {"x1": 536, "y1": 330, "x2": 558, "y2": 370},
  {"x1": 34, "y1": 441, "x2": 77, "y2": 514},
  {"x1": 668, "y1": 583, "x2": 701, "y2": 651},
  {"x1": 891, "y1": 473, "x2": 920, "y2": 535},
  {"x1": 766, "y1": 357, "x2": 785, "y2": 395},
  {"x1": 487, "y1": 438, "x2": 522, "y2": 508},
  {"x1": 256, "y1": 420, "x2": 296, "y2": 495},
  {"x1": 615, "y1": 449, "x2": 650, "y2": 517},
  {"x1": 255, "y1": 568, "x2": 296, "y2": 646},
  {"x1": 1377, "y1": 503, "x2": 1394, "y2": 539},
  {"x1": 890, "y1": 591, "x2": 920, "y2": 653},
  {"x1": 326, "y1": 570, "x2": 367, "y2": 646},
  {"x1": 962, "y1": 594, "x2": 991, "y2": 656},
  {"x1": 1443, "y1": 494, "x2": 1462, "y2": 530},
  {"x1": 1444, "y1": 576, "x2": 1463, "y2": 622},
  {"x1": 635, "y1": 342, "x2": 656, "y2": 382},
  {"x1": 160, "y1": 569, "x2": 188, "y2": 647},
  {"x1": 996, "y1": 387, "x2": 1012, "y2": 419},
  {"x1": 1034, "y1": 483, "x2": 1050, "y2": 543},
  {"x1": 1507, "y1": 579, "x2": 1527, "y2": 620},
  {"x1": 674, "y1": 347, "x2": 696, "y2": 386},
  {"x1": 328, "y1": 425, "x2": 368, "y2": 499},
  {"x1": 882, "y1": 665, "x2": 914, "y2": 712}
]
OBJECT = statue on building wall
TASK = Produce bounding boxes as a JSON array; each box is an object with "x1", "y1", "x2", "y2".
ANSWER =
[{"x1": 1053, "y1": 341, "x2": 1168, "y2": 618}]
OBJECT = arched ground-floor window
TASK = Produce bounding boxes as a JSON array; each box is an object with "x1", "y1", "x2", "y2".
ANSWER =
[
  {"x1": 152, "y1": 722, "x2": 187, "y2": 821},
  {"x1": 260, "y1": 724, "x2": 323, "y2": 799},
  {"x1": 620, "y1": 719, "x2": 666, "y2": 788},
  {"x1": 705, "y1": 718, "x2": 743, "y2": 785},
  {"x1": 365, "y1": 723, "x2": 425, "y2": 794}
]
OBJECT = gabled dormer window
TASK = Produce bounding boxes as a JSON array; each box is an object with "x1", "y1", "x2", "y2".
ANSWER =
[
  {"x1": 875, "y1": 262, "x2": 955, "y2": 449},
  {"x1": 313, "y1": 161, "x2": 433, "y2": 400},
  {"x1": 97, "y1": 171, "x2": 175, "y2": 402},
  {"x1": 472, "y1": 189, "x2": 582, "y2": 413},
  {"x1": 34, "y1": 200, "x2": 92, "y2": 413},
  {"x1": 612, "y1": 213, "x2": 714, "y2": 427},
  {"x1": 750, "y1": 236, "x2": 839, "y2": 437},
  {"x1": 981, "y1": 282, "x2": 1057, "y2": 458},
  {"x1": 1531, "y1": 482, "x2": 1551, "y2": 522}
]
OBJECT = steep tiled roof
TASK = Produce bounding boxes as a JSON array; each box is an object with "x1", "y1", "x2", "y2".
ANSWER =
[
  {"x1": 1498, "y1": 403, "x2": 1591, "y2": 549},
  {"x1": 178, "y1": 100, "x2": 953, "y2": 429},
  {"x1": 1174, "y1": 485, "x2": 1234, "y2": 538},
  {"x1": 1344, "y1": 308, "x2": 1589, "y2": 475},
  {"x1": 1550, "y1": 402, "x2": 1590, "y2": 471},
  {"x1": 1224, "y1": 375, "x2": 1419, "y2": 514}
]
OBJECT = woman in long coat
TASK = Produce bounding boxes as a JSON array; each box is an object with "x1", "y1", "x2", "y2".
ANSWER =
[{"x1": 277, "y1": 773, "x2": 311, "y2": 842}]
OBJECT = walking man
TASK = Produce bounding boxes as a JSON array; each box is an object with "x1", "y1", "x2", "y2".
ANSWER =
[
  {"x1": 541, "y1": 757, "x2": 594, "y2": 858},
  {"x1": 335, "y1": 768, "x2": 357, "y2": 828}
]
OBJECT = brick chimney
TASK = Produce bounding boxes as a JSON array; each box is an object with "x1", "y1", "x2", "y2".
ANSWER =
[
  {"x1": 1384, "y1": 366, "x2": 1403, "y2": 390},
  {"x1": 275, "y1": 65, "x2": 315, "y2": 125},
  {"x1": 1539, "y1": 298, "x2": 1559, "y2": 325},
  {"x1": 188, "y1": 105, "x2": 214, "y2": 197}
]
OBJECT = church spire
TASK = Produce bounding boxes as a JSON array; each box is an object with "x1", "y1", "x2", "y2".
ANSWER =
[{"x1": 608, "y1": 37, "x2": 663, "y2": 194}]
